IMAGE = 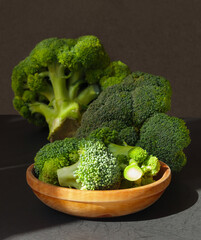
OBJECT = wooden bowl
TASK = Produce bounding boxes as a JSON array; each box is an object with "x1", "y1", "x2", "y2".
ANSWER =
[{"x1": 26, "y1": 161, "x2": 171, "y2": 218}]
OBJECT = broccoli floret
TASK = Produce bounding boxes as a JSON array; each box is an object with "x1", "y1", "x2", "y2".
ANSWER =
[
  {"x1": 57, "y1": 140, "x2": 122, "y2": 190},
  {"x1": 38, "y1": 157, "x2": 67, "y2": 185},
  {"x1": 75, "y1": 71, "x2": 172, "y2": 140},
  {"x1": 99, "y1": 61, "x2": 131, "y2": 89},
  {"x1": 87, "y1": 127, "x2": 123, "y2": 145},
  {"x1": 141, "y1": 155, "x2": 161, "y2": 176},
  {"x1": 34, "y1": 138, "x2": 79, "y2": 177},
  {"x1": 128, "y1": 146, "x2": 148, "y2": 164},
  {"x1": 118, "y1": 127, "x2": 139, "y2": 146},
  {"x1": 136, "y1": 113, "x2": 191, "y2": 172},
  {"x1": 12, "y1": 36, "x2": 130, "y2": 141}
]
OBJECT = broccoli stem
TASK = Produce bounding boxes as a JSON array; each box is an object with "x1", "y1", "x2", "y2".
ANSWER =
[
  {"x1": 40, "y1": 83, "x2": 54, "y2": 102},
  {"x1": 68, "y1": 71, "x2": 84, "y2": 100},
  {"x1": 123, "y1": 163, "x2": 143, "y2": 181},
  {"x1": 75, "y1": 84, "x2": 101, "y2": 106},
  {"x1": 29, "y1": 102, "x2": 55, "y2": 125},
  {"x1": 57, "y1": 161, "x2": 82, "y2": 189},
  {"x1": 108, "y1": 143, "x2": 134, "y2": 157},
  {"x1": 48, "y1": 63, "x2": 69, "y2": 103}
]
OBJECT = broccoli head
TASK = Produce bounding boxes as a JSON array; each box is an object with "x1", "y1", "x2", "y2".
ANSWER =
[
  {"x1": 57, "y1": 140, "x2": 122, "y2": 190},
  {"x1": 12, "y1": 35, "x2": 130, "y2": 141},
  {"x1": 136, "y1": 113, "x2": 191, "y2": 172},
  {"x1": 76, "y1": 71, "x2": 172, "y2": 145},
  {"x1": 34, "y1": 138, "x2": 80, "y2": 181}
]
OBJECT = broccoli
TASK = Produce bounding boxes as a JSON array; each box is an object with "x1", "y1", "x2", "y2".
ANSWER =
[
  {"x1": 87, "y1": 127, "x2": 123, "y2": 145},
  {"x1": 57, "y1": 140, "x2": 122, "y2": 190},
  {"x1": 123, "y1": 149, "x2": 160, "y2": 186},
  {"x1": 38, "y1": 157, "x2": 67, "y2": 185},
  {"x1": 34, "y1": 138, "x2": 80, "y2": 181},
  {"x1": 128, "y1": 146, "x2": 148, "y2": 164},
  {"x1": 99, "y1": 61, "x2": 131, "y2": 89},
  {"x1": 141, "y1": 155, "x2": 161, "y2": 176},
  {"x1": 75, "y1": 71, "x2": 172, "y2": 145},
  {"x1": 11, "y1": 35, "x2": 130, "y2": 141},
  {"x1": 136, "y1": 113, "x2": 191, "y2": 172},
  {"x1": 123, "y1": 163, "x2": 143, "y2": 181}
]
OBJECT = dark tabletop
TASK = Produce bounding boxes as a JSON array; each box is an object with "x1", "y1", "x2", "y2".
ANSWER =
[{"x1": 0, "y1": 115, "x2": 200, "y2": 240}]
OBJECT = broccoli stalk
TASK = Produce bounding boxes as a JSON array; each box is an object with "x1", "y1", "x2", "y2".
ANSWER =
[
  {"x1": 29, "y1": 63, "x2": 99, "y2": 140},
  {"x1": 57, "y1": 161, "x2": 82, "y2": 189},
  {"x1": 108, "y1": 143, "x2": 134, "y2": 157},
  {"x1": 123, "y1": 163, "x2": 143, "y2": 181}
]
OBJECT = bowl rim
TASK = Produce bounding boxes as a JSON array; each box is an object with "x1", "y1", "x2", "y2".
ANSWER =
[{"x1": 26, "y1": 161, "x2": 171, "y2": 203}]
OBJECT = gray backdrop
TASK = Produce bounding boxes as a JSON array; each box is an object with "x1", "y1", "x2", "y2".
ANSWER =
[{"x1": 0, "y1": 0, "x2": 200, "y2": 117}]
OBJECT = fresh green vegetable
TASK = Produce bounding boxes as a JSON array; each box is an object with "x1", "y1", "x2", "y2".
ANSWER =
[
  {"x1": 136, "y1": 113, "x2": 191, "y2": 172},
  {"x1": 34, "y1": 137, "x2": 80, "y2": 184},
  {"x1": 75, "y1": 71, "x2": 172, "y2": 145},
  {"x1": 123, "y1": 163, "x2": 143, "y2": 181},
  {"x1": 11, "y1": 35, "x2": 130, "y2": 141},
  {"x1": 57, "y1": 140, "x2": 122, "y2": 190},
  {"x1": 128, "y1": 146, "x2": 148, "y2": 164},
  {"x1": 141, "y1": 155, "x2": 161, "y2": 176}
]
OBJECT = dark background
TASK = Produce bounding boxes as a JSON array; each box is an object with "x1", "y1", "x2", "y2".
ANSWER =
[{"x1": 0, "y1": 0, "x2": 200, "y2": 117}]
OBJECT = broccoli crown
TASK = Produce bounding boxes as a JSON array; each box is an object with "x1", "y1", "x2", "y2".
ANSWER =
[
  {"x1": 136, "y1": 113, "x2": 191, "y2": 172},
  {"x1": 75, "y1": 140, "x2": 122, "y2": 190},
  {"x1": 11, "y1": 36, "x2": 130, "y2": 141},
  {"x1": 57, "y1": 139, "x2": 122, "y2": 190},
  {"x1": 128, "y1": 146, "x2": 148, "y2": 164},
  {"x1": 34, "y1": 137, "x2": 79, "y2": 176},
  {"x1": 76, "y1": 71, "x2": 172, "y2": 142}
]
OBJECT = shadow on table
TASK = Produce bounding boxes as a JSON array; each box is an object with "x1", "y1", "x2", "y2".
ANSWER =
[{"x1": 0, "y1": 166, "x2": 79, "y2": 240}]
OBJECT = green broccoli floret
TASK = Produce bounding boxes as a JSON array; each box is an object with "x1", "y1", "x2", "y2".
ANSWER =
[
  {"x1": 128, "y1": 146, "x2": 148, "y2": 164},
  {"x1": 136, "y1": 113, "x2": 191, "y2": 172},
  {"x1": 57, "y1": 140, "x2": 122, "y2": 190},
  {"x1": 75, "y1": 71, "x2": 172, "y2": 141},
  {"x1": 12, "y1": 36, "x2": 130, "y2": 141},
  {"x1": 38, "y1": 157, "x2": 67, "y2": 185},
  {"x1": 141, "y1": 155, "x2": 161, "y2": 176},
  {"x1": 123, "y1": 150, "x2": 160, "y2": 186},
  {"x1": 87, "y1": 127, "x2": 123, "y2": 145},
  {"x1": 99, "y1": 61, "x2": 131, "y2": 89},
  {"x1": 34, "y1": 137, "x2": 79, "y2": 178}
]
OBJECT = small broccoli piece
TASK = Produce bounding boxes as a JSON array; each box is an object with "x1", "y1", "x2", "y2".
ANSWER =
[
  {"x1": 136, "y1": 113, "x2": 191, "y2": 172},
  {"x1": 141, "y1": 155, "x2": 160, "y2": 176},
  {"x1": 34, "y1": 138, "x2": 79, "y2": 177},
  {"x1": 12, "y1": 36, "x2": 130, "y2": 141},
  {"x1": 38, "y1": 157, "x2": 67, "y2": 185},
  {"x1": 57, "y1": 140, "x2": 122, "y2": 190},
  {"x1": 128, "y1": 146, "x2": 148, "y2": 164},
  {"x1": 123, "y1": 163, "x2": 143, "y2": 181}
]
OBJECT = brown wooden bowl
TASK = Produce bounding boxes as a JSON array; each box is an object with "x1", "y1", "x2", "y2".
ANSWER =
[{"x1": 26, "y1": 161, "x2": 171, "y2": 218}]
